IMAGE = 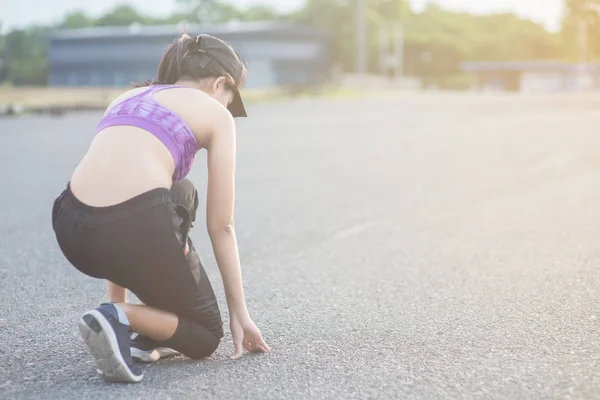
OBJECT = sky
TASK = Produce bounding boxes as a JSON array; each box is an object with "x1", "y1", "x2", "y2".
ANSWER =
[{"x1": 0, "y1": 0, "x2": 564, "y2": 33}]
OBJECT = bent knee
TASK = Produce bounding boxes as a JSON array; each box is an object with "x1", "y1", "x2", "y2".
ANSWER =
[
  {"x1": 165, "y1": 317, "x2": 222, "y2": 360},
  {"x1": 186, "y1": 335, "x2": 221, "y2": 360},
  {"x1": 209, "y1": 318, "x2": 224, "y2": 341}
]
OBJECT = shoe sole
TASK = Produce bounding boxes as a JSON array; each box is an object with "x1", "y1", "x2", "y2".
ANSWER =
[
  {"x1": 78, "y1": 310, "x2": 143, "y2": 383},
  {"x1": 131, "y1": 347, "x2": 180, "y2": 363}
]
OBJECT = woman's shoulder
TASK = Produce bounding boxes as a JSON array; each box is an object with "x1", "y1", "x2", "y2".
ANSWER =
[
  {"x1": 154, "y1": 86, "x2": 234, "y2": 133},
  {"x1": 103, "y1": 86, "x2": 150, "y2": 115}
]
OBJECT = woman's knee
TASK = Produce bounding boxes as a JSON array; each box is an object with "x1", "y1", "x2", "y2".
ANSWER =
[
  {"x1": 163, "y1": 317, "x2": 221, "y2": 359},
  {"x1": 188, "y1": 335, "x2": 221, "y2": 360}
]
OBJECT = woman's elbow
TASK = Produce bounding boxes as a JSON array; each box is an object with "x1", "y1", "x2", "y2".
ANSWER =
[{"x1": 207, "y1": 221, "x2": 235, "y2": 237}]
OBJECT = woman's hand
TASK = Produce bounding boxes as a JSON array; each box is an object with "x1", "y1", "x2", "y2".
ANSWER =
[{"x1": 230, "y1": 310, "x2": 270, "y2": 360}]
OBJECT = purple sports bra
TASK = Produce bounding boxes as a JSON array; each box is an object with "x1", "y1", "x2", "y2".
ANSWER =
[{"x1": 95, "y1": 84, "x2": 201, "y2": 182}]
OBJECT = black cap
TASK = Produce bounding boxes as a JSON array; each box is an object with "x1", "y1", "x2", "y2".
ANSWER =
[{"x1": 190, "y1": 34, "x2": 248, "y2": 118}]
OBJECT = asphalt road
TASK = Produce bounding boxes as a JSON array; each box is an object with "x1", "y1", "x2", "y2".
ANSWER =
[{"x1": 2, "y1": 92, "x2": 600, "y2": 399}]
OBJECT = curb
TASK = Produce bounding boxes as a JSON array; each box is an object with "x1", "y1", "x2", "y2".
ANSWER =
[{"x1": 0, "y1": 103, "x2": 25, "y2": 117}]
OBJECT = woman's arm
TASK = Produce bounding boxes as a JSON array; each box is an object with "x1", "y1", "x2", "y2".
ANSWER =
[
  {"x1": 205, "y1": 110, "x2": 246, "y2": 313},
  {"x1": 205, "y1": 107, "x2": 269, "y2": 359}
]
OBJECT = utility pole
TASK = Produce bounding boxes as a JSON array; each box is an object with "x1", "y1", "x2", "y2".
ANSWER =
[
  {"x1": 579, "y1": 18, "x2": 589, "y2": 91},
  {"x1": 356, "y1": 0, "x2": 367, "y2": 75},
  {"x1": 378, "y1": 24, "x2": 390, "y2": 75},
  {"x1": 393, "y1": 22, "x2": 404, "y2": 78},
  {"x1": 579, "y1": 18, "x2": 588, "y2": 64},
  {"x1": 396, "y1": 0, "x2": 406, "y2": 79},
  {"x1": 378, "y1": 1, "x2": 405, "y2": 81}
]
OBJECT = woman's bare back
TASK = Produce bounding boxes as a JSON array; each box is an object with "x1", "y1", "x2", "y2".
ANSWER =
[{"x1": 69, "y1": 85, "x2": 216, "y2": 207}]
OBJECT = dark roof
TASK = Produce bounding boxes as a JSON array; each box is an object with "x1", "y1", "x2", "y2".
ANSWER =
[
  {"x1": 50, "y1": 21, "x2": 329, "y2": 41},
  {"x1": 461, "y1": 60, "x2": 600, "y2": 73}
]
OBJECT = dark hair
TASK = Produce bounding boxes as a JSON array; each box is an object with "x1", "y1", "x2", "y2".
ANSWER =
[{"x1": 134, "y1": 32, "x2": 246, "y2": 91}]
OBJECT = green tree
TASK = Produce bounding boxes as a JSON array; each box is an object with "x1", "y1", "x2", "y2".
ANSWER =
[
  {"x1": 94, "y1": 5, "x2": 149, "y2": 26},
  {"x1": 562, "y1": 0, "x2": 599, "y2": 60},
  {"x1": 291, "y1": 0, "x2": 565, "y2": 87},
  {"x1": 374, "y1": 0, "x2": 410, "y2": 22},
  {"x1": 148, "y1": 13, "x2": 194, "y2": 25},
  {"x1": 402, "y1": 7, "x2": 564, "y2": 87},
  {"x1": 239, "y1": 5, "x2": 279, "y2": 21},
  {"x1": 290, "y1": 0, "x2": 355, "y2": 71},
  {"x1": 564, "y1": 0, "x2": 599, "y2": 17},
  {"x1": 58, "y1": 11, "x2": 95, "y2": 29},
  {"x1": 0, "y1": 28, "x2": 7, "y2": 83},
  {"x1": 3, "y1": 27, "x2": 48, "y2": 85},
  {"x1": 176, "y1": 0, "x2": 241, "y2": 23},
  {"x1": 175, "y1": 0, "x2": 282, "y2": 23},
  {"x1": 0, "y1": 0, "x2": 571, "y2": 87}
]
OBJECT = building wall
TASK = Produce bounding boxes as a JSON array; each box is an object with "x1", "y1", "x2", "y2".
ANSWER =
[
  {"x1": 48, "y1": 28, "x2": 331, "y2": 89},
  {"x1": 520, "y1": 71, "x2": 599, "y2": 92},
  {"x1": 473, "y1": 71, "x2": 520, "y2": 92},
  {"x1": 49, "y1": 36, "x2": 172, "y2": 86},
  {"x1": 563, "y1": 70, "x2": 596, "y2": 91},
  {"x1": 463, "y1": 61, "x2": 600, "y2": 93},
  {"x1": 519, "y1": 71, "x2": 565, "y2": 93}
]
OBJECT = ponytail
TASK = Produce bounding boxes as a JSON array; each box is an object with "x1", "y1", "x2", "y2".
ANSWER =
[
  {"x1": 133, "y1": 33, "x2": 194, "y2": 87},
  {"x1": 133, "y1": 32, "x2": 244, "y2": 91}
]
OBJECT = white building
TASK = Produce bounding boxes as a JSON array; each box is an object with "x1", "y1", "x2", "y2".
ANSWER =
[
  {"x1": 48, "y1": 21, "x2": 333, "y2": 90},
  {"x1": 461, "y1": 61, "x2": 599, "y2": 93}
]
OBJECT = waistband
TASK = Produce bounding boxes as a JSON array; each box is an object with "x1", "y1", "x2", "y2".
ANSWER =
[{"x1": 59, "y1": 182, "x2": 173, "y2": 224}]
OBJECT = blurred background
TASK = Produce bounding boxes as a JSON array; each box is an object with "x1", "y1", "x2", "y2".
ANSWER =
[
  {"x1": 5, "y1": 3, "x2": 600, "y2": 398},
  {"x1": 0, "y1": 0, "x2": 595, "y2": 97}
]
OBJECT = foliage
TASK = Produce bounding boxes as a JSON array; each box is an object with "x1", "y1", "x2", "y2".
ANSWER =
[
  {"x1": 0, "y1": 27, "x2": 49, "y2": 85},
  {"x1": 562, "y1": 0, "x2": 600, "y2": 60},
  {"x1": 58, "y1": 11, "x2": 95, "y2": 29},
  {"x1": 174, "y1": 0, "x2": 278, "y2": 23},
  {"x1": 402, "y1": 8, "x2": 565, "y2": 82},
  {"x1": 0, "y1": 0, "x2": 576, "y2": 87},
  {"x1": 288, "y1": 0, "x2": 565, "y2": 86}
]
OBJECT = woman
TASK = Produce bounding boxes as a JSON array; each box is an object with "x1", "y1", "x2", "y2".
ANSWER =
[{"x1": 51, "y1": 32, "x2": 270, "y2": 383}]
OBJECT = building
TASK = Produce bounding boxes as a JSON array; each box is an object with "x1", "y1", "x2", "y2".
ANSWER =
[
  {"x1": 47, "y1": 21, "x2": 332, "y2": 90},
  {"x1": 461, "y1": 61, "x2": 598, "y2": 93}
]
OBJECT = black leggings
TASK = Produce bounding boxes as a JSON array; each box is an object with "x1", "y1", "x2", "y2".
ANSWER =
[{"x1": 51, "y1": 179, "x2": 224, "y2": 359}]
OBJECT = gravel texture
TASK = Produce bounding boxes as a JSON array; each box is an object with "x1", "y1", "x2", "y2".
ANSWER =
[{"x1": 2, "y1": 92, "x2": 600, "y2": 399}]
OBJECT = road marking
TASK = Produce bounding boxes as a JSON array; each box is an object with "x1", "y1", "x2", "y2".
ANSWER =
[{"x1": 331, "y1": 220, "x2": 383, "y2": 240}]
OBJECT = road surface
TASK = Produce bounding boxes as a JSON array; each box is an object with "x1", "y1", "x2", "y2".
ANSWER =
[{"x1": 2, "y1": 92, "x2": 600, "y2": 399}]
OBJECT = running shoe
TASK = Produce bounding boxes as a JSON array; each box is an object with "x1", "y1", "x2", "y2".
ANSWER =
[
  {"x1": 78, "y1": 303, "x2": 143, "y2": 383},
  {"x1": 130, "y1": 332, "x2": 180, "y2": 363}
]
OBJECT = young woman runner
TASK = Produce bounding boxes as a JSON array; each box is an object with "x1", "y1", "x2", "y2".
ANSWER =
[{"x1": 51, "y1": 32, "x2": 270, "y2": 383}]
